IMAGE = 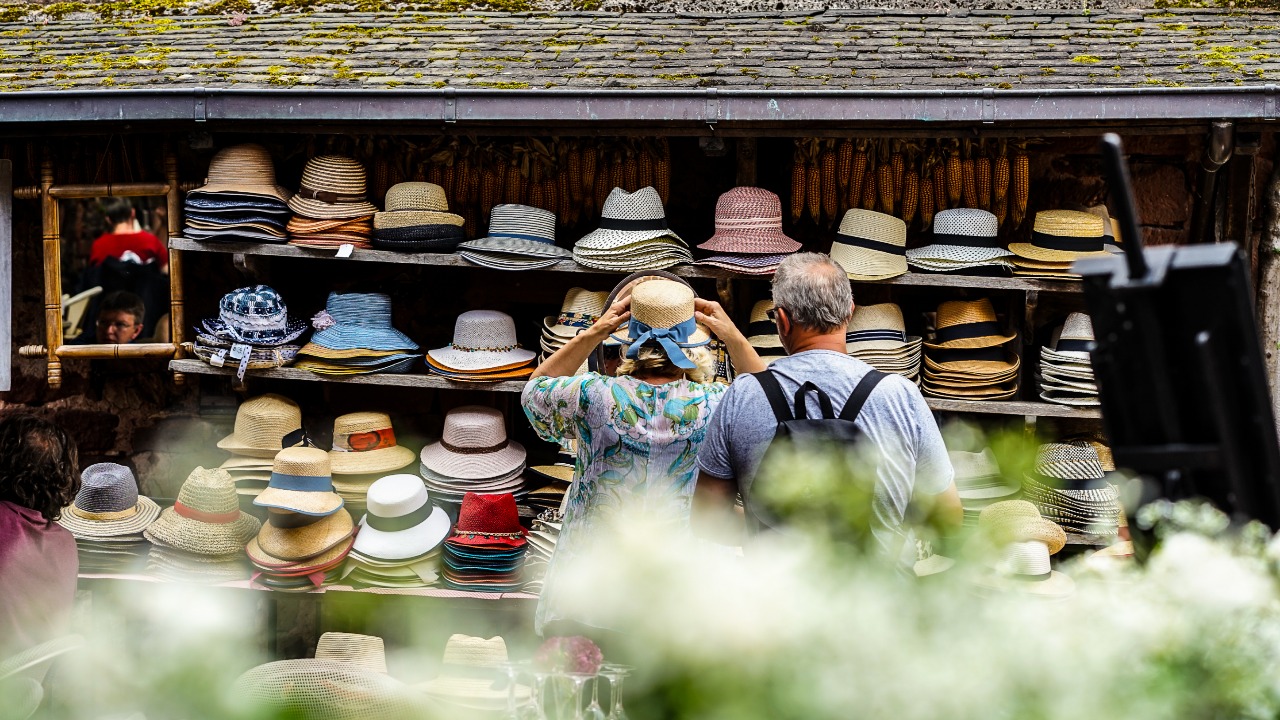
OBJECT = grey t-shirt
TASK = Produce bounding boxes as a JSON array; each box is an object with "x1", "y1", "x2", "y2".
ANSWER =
[{"x1": 697, "y1": 350, "x2": 954, "y2": 551}]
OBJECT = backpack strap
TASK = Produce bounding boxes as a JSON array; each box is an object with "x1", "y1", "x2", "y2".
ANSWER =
[
  {"x1": 793, "y1": 382, "x2": 836, "y2": 420},
  {"x1": 839, "y1": 369, "x2": 889, "y2": 422},
  {"x1": 751, "y1": 370, "x2": 794, "y2": 423}
]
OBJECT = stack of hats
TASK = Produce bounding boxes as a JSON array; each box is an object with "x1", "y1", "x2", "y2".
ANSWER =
[
  {"x1": 1008, "y1": 210, "x2": 1108, "y2": 281},
  {"x1": 907, "y1": 208, "x2": 1013, "y2": 276},
  {"x1": 426, "y1": 310, "x2": 536, "y2": 382},
  {"x1": 695, "y1": 187, "x2": 801, "y2": 275},
  {"x1": 949, "y1": 449, "x2": 1020, "y2": 530},
  {"x1": 971, "y1": 500, "x2": 1074, "y2": 600},
  {"x1": 247, "y1": 446, "x2": 355, "y2": 592},
  {"x1": 521, "y1": 508, "x2": 563, "y2": 595},
  {"x1": 458, "y1": 204, "x2": 571, "y2": 270},
  {"x1": 744, "y1": 299, "x2": 786, "y2": 366},
  {"x1": 287, "y1": 155, "x2": 377, "y2": 250},
  {"x1": 217, "y1": 394, "x2": 302, "y2": 501},
  {"x1": 1039, "y1": 312, "x2": 1099, "y2": 407},
  {"x1": 372, "y1": 182, "x2": 465, "y2": 253},
  {"x1": 845, "y1": 303, "x2": 921, "y2": 384},
  {"x1": 441, "y1": 493, "x2": 528, "y2": 592},
  {"x1": 540, "y1": 288, "x2": 610, "y2": 363},
  {"x1": 922, "y1": 299, "x2": 1019, "y2": 401},
  {"x1": 420, "y1": 634, "x2": 531, "y2": 713},
  {"x1": 143, "y1": 467, "x2": 261, "y2": 583},
  {"x1": 294, "y1": 293, "x2": 420, "y2": 376},
  {"x1": 1021, "y1": 442, "x2": 1121, "y2": 541},
  {"x1": 195, "y1": 285, "x2": 307, "y2": 380},
  {"x1": 329, "y1": 412, "x2": 418, "y2": 516},
  {"x1": 341, "y1": 474, "x2": 451, "y2": 589},
  {"x1": 184, "y1": 144, "x2": 292, "y2": 244},
  {"x1": 573, "y1": 187, "x2": 692, "y2": 271},
  {"x1": 1086, "y1": 204, "x2": 1124, "y2": 251},
  {"x1": 418, "y1": 406, "x2": 527, "y2": 506},
  {"x1": 829, "y1": 209, "x2": 908, "y2": 281},
  {"x1": 524, "y1": 451, "x2": 573, "y2": 515},
  {"x1": 57, "y1": 463, "x2": 161, "y2": 574}
]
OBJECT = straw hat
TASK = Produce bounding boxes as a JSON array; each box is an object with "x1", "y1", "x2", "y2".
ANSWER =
[
  {"x1": 542, "y1": 288, "x2": 610, "y2": 339},
  {"x1": 609, "y1": 279, "x2": 710, "y2": 355},
  {"x1": 352, "y1": 474, "x2": 451, "y2": 561},
  {"x1": 234, "y1": 659, "x2": 424, "y2": 720},
  {"x1": 419, "y1": 406, "x2": 526, "y2": 480},
  {"x1": 256, "y1": 507, "x2": 355, "y2": 562},
  {"x1": 908, "y1": 208, "x2": 1011, "y2": 264},
  {"x1": 57, "y1": 463, "x2": 160, "y2": 538},
  {"x1": 845, "y1": 303, "x2": 916, "y2": 353},
  {"x1": 189, "y1": 144, "x2": 290, "y2": 204},
  {"x1": 328, "y1": 412, "x2": 416, "y2": 475},
  {"x1": 923, "y1": 299, "x2": 1017, "y2": 350},
  {"x1": 464, "y1": 204, "x2": 570, "y2": 259},
  {"x1": 1042, "y1": 312, "x2": 1094, "y2": 363},
  {"x1": 1008, "y1": 210, "x2": 1109, "y2": 262},
  {"x1": 1032, "y1": 442, "x2": 1107, "y2": 484},
  {"x1": 577, "y1": 186, "x2": 684, "y2": 248},
  {"x1": 422, "y1": 635, "x2": 530, "y2": 707},
  {"x1": 373, "y1": 183, "x2": 464, "y2": 230},
  {"x1": 447, "y1": 492, "x2": 528, "y2": 548},
  {"x1": 829, "y1": 209, "x2": 908, "y2": 280},
  {"x1": 315, "y1": 632, "x2": 388, "y2": 674},
  {"x1": 745, "y1": 299, "x2": 783, "y2": 349},
  {"x1": 975, "y1": 499, "x2": 1066, "y2": 554},
  {"x1": 255, "y1": 446, "x2": 344, "y2": 517},
  {"x1": 143, "y1": 467, "x2": 262, "y2": 556},
  {"x1": 309, "y1": 293, "x2": 419, "y2": 353},
  {"x1": 426, "y1": 310, "x2": 535, "y2": 372},
  {"x1": 951, "y1": 449, "x2": 1020, "y2": 502},
  {"x1": 202, "y1": 285, "x2": 308, "y2": 347},
  {"x1": 697, "y1": 187, "x2": 801, "y2": 255},
  {"x1": 287, "y1": 155, "x2": 379, "y2": 220},
  {"x1": 974, "y1": 540, "x2": 1076, "y2": 600},
  {"x1": 218, "y1": 394, "x2": 303, "y2": 459}
]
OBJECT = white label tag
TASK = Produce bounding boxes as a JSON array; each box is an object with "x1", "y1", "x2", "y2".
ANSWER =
[
  {"x1": 229, "y1": 343, "x2": 251, "y2": 361},
  {"x1": 210, "y1": 350, "x2": 228, "y2": 367},
  {"x1": 336, "y1": 244, "x2": 354, "y2": 258}
]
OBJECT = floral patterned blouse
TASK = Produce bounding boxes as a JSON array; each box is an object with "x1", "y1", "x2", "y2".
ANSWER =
[{"x1": 521, "y1": 372, "x2": 728, "y2": 633}]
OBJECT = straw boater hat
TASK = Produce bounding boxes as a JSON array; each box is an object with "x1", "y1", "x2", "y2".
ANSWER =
[
  {"x1": 144, "y1": 467, "x2": 262, "y2": 556},
  {"x1": 543, "y1": 288, "x2": 610, "y2": 340},
  {"x1": 845, "y1": 303, "x2": 919, "y2": 354},
  {"x1": 373, "y1": 183, "x2": 463, "y2": 230},
  {"x1": 697, "y1": 187, "x2": 802, "y2": 255},
  {"x1": 419, "y1": 406, "x2": 527, "y2": 481},
  {"x1": 462, "y1": 204, "x2": 571, "y2": 260},
  {"x1": 255, "y1": 446, "x2": 345, "y2": 517},
  {"x1": 609, "y1": 279, "x2": 710, "y2": 369},
  {"x1": 328, "y1": 412, "x2": 416, "y2": 475},
  {"x1": 57, "y1": 463, "x2": 161, "y2": 538},
  {"x1": 315, "y1": 632, "x2": 388, "y2": 674},
  {"x1": 309, "y1": 293, "x2": 419, "y2": 353},
  {"x1": 829, "y1": 209, "x2": 908, "y2": 281},
  {"x1": 909, "y1": 208, "x2": 1011, "y2": 264},
  {"x1": 202, "y1": 286, "x2": 308, "y2": 347},
  {"x1": 577, "y1": 186, "x2": 684, "y2": 249},
  {"x1": 287, "y1": 155, "x2": 379, "y2": 220},
  {"x1": 924, "y1": 299, "x2": 1017, "y2": 350},
  {"x1": 1008, "y1": 210, "x2": 1109, "y2": 263},
  {"x1": 189, "y1": 144, "x2": 290, "y2": 204},
  {"x1": 422, "y1": 634, "x2": 531, "y2": 707},
  {"x1": 218, "y1": 394, "x2": 303, "y2": 459},
  {"x1": 352, "y1": 474, "x2": 451, "y2": 562},
  {"x1": 426, "y1": 310, "x2": 535, "y2": 372}
]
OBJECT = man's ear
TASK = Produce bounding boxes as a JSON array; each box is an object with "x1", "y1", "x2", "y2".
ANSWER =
[{"x1": 776, "y1": 308, "x2": 791, "y2": 336}]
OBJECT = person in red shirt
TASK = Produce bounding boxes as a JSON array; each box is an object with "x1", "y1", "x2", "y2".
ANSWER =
[{"x1": 89, "y1": 198, "x2": 167, "y2": 271}]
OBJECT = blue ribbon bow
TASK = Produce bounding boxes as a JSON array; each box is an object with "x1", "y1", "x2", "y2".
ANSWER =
[{"x1": 622, "y1": 316, "x2": 708, "y2": 370}]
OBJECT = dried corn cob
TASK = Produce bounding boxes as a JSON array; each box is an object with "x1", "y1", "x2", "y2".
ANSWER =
[
  {"x1": 481, "y1": 165, "x2": 499, "y2": 217},
  {"x1": 529, "y1": 175, "x2": 546, "y2": 209},
  {"x1": 848, "y1": 139, "x2": 868, "y2": 210},
  {"x1": 1012, "y1": 146, "x2": 1030, "y2": 227},
  {"x1": 920, "y1": 166, "x2": 936, "y2": 228},
  {"x1": 806, "y1": 157, "x2": 822, "y2": 224},
  {"x1": 464, "y1": 208, "x2": 477, "y2": 240},
  {"x1": 836, "y1": 139, "x2": 854, "y2": 198},
  {"x1": 504, "y1": 159, "x2": 522, "y2": 203},
  {"x1": 994, "y1": 140, "x2": 1010, "y2": 203},
  {"x1": 567, "y1": 144, "x2": 584, "y2": 204},
  {"x1": 820, "y1": 143, "x2": 837, "y2": 223},
  {"x1": 946, "y1": 145, "x2": 962, "y2": 206},
  {"x1": 878, "y1": 153, "x2": 894, "y2": 215},
  {"x1": 891, "y1": 143, "x2": 905, "y2": 205},
  {"x1": 442, "y1": 161, "x2": 456, "y2": 201},
  {"x1": 454, "y1": 154, "x2": 471, "y2": 205},
  {"x1": 581, "y1": 143, "x2": 597, "y2": 196},
  {"x1": 623, "y1": 147, "x2": 639, "y2": 191},
  {"x1": 976, "y1": 149, "x2": 992, "y2": 212},
  {"x1": 557, "y1": 170, "x2": 572, "y2": 225},
  {"x1": 961, "y1": 141, "x2": 977, "y2": 208},
  {"x1": 595, "y1": 165, "x2": 611, "y2": 210},
  {"x1": 544, "y1": 177, "x2": 559, "y2": 217},
  {"x1": 993, "y1": 192, "x2": 1008, "y2": 226},
  {"x1": 933, "y1": 159, "x2": 949, "y2": 212},
  {"x1": 790, "y1": 150, "x2": 806, "y2": 224},
  {"x1": 638, "y1": 146, "x2": 654, "y2": 189},
  {"x1": 655, "y1": 138, "x2": 671, "y2": 204},
  {"x1": 426, "y1": 162, "x2": 444, "y2": 186},
  {"x1": 609, "y1": 151, "x2": 624, "y2": 193},
  {"x1": 902, "y1": 168, "x2": 920, "y2": 228},
  {"x1": 861, "y1": 164, "x2": 878, "y2": 211}
]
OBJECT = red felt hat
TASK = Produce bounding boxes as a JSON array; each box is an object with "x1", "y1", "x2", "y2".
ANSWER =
[{"x1": 448, "y1": 492, "x2": 527, "y2": 548}]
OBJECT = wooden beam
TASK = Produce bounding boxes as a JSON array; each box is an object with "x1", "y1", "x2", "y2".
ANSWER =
[
  {"x1": 1255, "y1": 161, "x2": 1280, "y2": 432},
  {"x1": 40, "y1": 154, "x2": 60, "y2": 388},
  {"x1": 735, "y1": 137, "x2": 757, "y2": 186},
  {"x1": 0, "y1": 159, "x2": 9, "y2": 392}
]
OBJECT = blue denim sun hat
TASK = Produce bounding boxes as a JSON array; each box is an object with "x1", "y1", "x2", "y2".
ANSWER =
[
  {"x1": 309, "y1": 292, "x2": 419, "y2": 352},
  {"x1": 201, "y1": 285, "x2": 308, "y2": 346}
]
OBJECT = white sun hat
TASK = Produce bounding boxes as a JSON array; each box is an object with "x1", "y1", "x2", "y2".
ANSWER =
[
  {"x1": 352, "y1": 474, "x2": 451, "y2": 562},
  {"x1": 426, "y1": 310, "x2": 536, "y2": 372},
  {"x1": 829, "y1": 209, "x2": 908, "y2": 281},
  {"x1": 576, "y1": 186, "x2": 684, "y2": 249},
  {"x1": 908, "y1": 208, "x2": 1012, "y2": 265},
  {"x1": 419, "y1": 406, "x2": 527, "y2": 480}
]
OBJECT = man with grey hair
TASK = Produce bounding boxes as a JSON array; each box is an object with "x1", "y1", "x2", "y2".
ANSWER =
[{"x1": 693, "y1": 252, "x2": 959, "y2": 553}]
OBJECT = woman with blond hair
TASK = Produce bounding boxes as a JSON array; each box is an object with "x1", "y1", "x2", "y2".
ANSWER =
[{"x1": 522, "y1": 278, "x2": 763, "y2": 638}]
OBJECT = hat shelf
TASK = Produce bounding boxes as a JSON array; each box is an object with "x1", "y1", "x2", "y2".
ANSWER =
[{"x1": 167, "y1": 358, "x2": 527, "y2": 393}]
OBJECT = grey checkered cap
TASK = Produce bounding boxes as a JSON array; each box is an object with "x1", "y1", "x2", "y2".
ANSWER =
[{"x1": 76, "y1": 462, "x2": 140, "y2": 513}]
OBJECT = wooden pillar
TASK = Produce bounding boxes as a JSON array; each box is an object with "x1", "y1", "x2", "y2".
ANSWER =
[
  {"x1": 40, "y1": 154, "x2": 61, "y2": 388},
  {"x1": 1255, "y1": 160, "x2": 1280, "y2": 433},
  {"x1": 0, "y1": 159, "x2": 10, "y2": 393},
  {"x1": 165, "y1": 145, "x2": 187, "y2": 385},
  {"x1": 735, "y1": 138, "x2": 757, "y2": 187}
]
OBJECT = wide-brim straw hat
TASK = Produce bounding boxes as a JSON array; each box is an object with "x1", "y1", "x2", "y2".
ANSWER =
[
  {"x1": 59, "y1": 495, "x2": 161, "y2": 538},
  {"x1": 57, "y1": 462, "x2": 161, "y2": 538},
  {"x1": 543, "y1": 287, "x2": 610, "y2": 339},
  {"x1": 315, "y1": 632, "x2": 388, "y2": 674},
  {"x1": 911, "y1": 207, "x2": 1011, "y2": 263},
  {"x1": 577, "y1": 186, "x2": 684, "y2": 248},
  {"x1": 256, "y1": 507, "x2": 355, "y2": 562},
  {"x1": 287, "y1": 155, "x2": 379, "y2": 220},
  {"x1": 698, "y1": 187, "x2": 802, "y2": 255},
  {"x1": 353, "y1": 474, "x2": 452, "y2": 561},
  {"x1": 234, "y1": 660, "x2": 424, "y2": 719},
  {"x1": 191, "y1": 144, "x2": 290, "y2": 204},
  {"x1": 255, "y1": 446, "x2": 344, "y2": 517},
  {"x1": 830, "y1": 209, "x2": 908, "y2": 280},
  {"x1": 374, "y1": 182, "x2": 464, "y2": 229},
  {"x1": 426, "y1": 310, "x2": 535, "y2": 372},
  {"x1": 143, "y1": 467, "x2": 262, "y2": 556},
  {"x1": 422, "y1": 635, "x2": 530, "y2": 706},
  {"x1": 846, "y1": 303, "x2": 914, "y2": 353},
  {"x1": 1008, "y1": 210, "x2": 1109, "y2": 262},
  {"x1": 419, "y1": 406, "x2": 527, "y2": 480},
  {"x1": 924, "y1": 298, "x2": 1017, "y2": 350},
  {"x1": 974, "y1": 499, "x2": 1066, "y2": 554},
  {"x1": 328, "y1": 412, "x2": 417, "y2": 475},
  {"x1": 218, "y1": 393, "x2": 303, "y2": 459},
  {"x1": 609, "y1": 279, "x2": 711, "y2": 348}
]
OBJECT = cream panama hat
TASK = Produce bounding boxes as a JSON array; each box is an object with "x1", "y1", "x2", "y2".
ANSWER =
[
  {"x1": 1041, "y1": 312, "x2": 1094, "y2": 364},
  {"x1": 829, "y1": 209, "x2": 908, "y2": 281},
  {"x1": 254, "y1": 446, "x2": 344, "y2": 517},
  {"x1": 421, "y1": 634, "x2": 531, "y2": 708},
  {"x1": 419, "y1": 406, "x2": 527, "y2": 481},
  {"x1": 845, "y1": 303, "x2": 918, "y2": 354},
  {"x1": 609, "y1": 279, "x2": 711, "y2": 371},
  {"x1": 287, "y1": 155, "x2": 379, "y2": 220},
  {"x1": 908, "y1": 208, "x2": 1012, "y2": 264},
  {"x1": 1008, "y1": 210, "x2": 1109, "y2": 263},
  {"x1": 315, "y1": 632, "x2": 388, "y2": 674},
  {"x1": 352, "y1": 474, "x2": 451, "y2": 562},
  {"x1": 427, "y1": 310, "x2": 535, "y2": 372},
  {"x1": 328, "y1": 412, "x2": 416, "y2": 476},
  {"x1": 923, "y1": 299, "x2": 1017, "y2": 350},
  {"x1": 218, "y1": 394, "x2": 303, "y2": 459},
  {"x1": 577, "y1": 186, "x2": 684, "y2": 248},
  {"x1": 543, "y1": 288, "x2": 610, "y2": 339},
  {"x1": 58, "y1": 463, "x2": 160, "y2": 538},
  {"x1": 373, "y1": 182, "x2": 464, "y2": 230},
  {"x1": 189, "y1": 144, "x2": 290, "y2": 204},
  {"x1": 143, "y1": 467, "x2": 262, "y2": 557}
]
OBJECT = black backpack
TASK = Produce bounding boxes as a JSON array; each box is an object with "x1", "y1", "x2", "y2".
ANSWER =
[{"x1": 745, "y1": 368, "x2": 888, "y2": 534}]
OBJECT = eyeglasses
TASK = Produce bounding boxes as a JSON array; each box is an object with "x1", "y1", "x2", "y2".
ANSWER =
[
  {"x1": 766, "y1": 307, "x2": 785, "y2": 323},
  {"x1": 96, "y1": 320, "x2": 136, "y2": 331}
]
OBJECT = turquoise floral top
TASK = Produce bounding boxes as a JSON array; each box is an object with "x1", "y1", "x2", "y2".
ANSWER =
[{"x1": 521, "y1": 372, "x2": 728, "y2": 633}]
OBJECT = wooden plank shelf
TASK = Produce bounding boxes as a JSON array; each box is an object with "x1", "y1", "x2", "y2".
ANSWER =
[
  {"x1": 855, "y1": 273, "x2": 1083, "y2": 293},
  {"x1": 923, "y1": 397, "x2": 1101, "y2": 419},
  {"x1": 169, "y1": 358, "x2": 528, "y2": 393},
  {"x1": 78, "y1": 573, "x2": 536, "y2": 600}
]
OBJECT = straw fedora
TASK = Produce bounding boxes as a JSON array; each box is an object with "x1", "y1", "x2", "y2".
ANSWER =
[
  {"x1": 419, "y1": 406, "x2": 527, "y2": 481},
  {"x1": 352, "y1": 474, "x2": 451, "y2": 562},
  {"x1": 57, "y1": 463, "x2": 160, "y2": 538},
  {"x1": 287, "y1": 155, "x2": 379, "y2": 220},
  {"x1": 1041, "y1": 312, "x2": 1094, "y2": 364},
  {"x1": 1031, "y1": 442, "x2": 1107, "y2": 484},
  {"x1": 745, "y1": 299, "x2": 782, "y2": 349},
  {"x1": 426, "y1": 310, "x2": 535, "y2": 372},
  {"x1": 463, "y1": 204, "x2": 570, "y2": 259},
  {"x1": 577, "y1": 186, "x2": 684, "y2": 248},
  {"x1": 974, "y1": 499, "x2": 1066, "y2": 554},
  {"x1": 951, "y1": 449, "x2": 1020, "y2": 502},
  {"x1": 697, "y1": 187, "x2": 801, "y2": 255},
  {"x1": 923, "y1": 299, "x2": 1017, "y2": 350},
  {"x1": 256, "y1": 507, "x2": 355, "y2": 562},
  {"x1": 143, "y1": 467, "x2": 262, "y2": 557},
  {"x1": 448, "y1": 492, "x2": 527, "y2": 548},
  {"x1": 908, "y1": 208, "x2": 1011, "y2": 264},
  {"x1": 202, "y1": 285, "x2": 308, "y2": 347},
  {"x1": 609, "y1": 279, "x2": 710, "y2": 368},
  {"x1": 308, "y1": 293, "x2": 419, "y2": 353},
  {"x1": 373, "y1": 182, "x2": 463, "y2": 230},
  {"x1": 1008, "y1": 210, "x2": 1109, "y2": 263},
  {"x1": 315, "y1": 632, "x2": 388, "y2": 674},
  {"x1": 829, "y1": 209, "x2": 908, "y2": 281},
  {"x1": 845, "y1": 303, "x2": 918, "y2": 354},
  {"x1": 255, "y1": 446, "x2": 344, "y2": 517},
  {"x1": 421, "y1": 634, "x2": 531, "y2": 708},
  {"x1": 189, "y1": 144, "x2": 290, "y2": 204},
  {"x1": 543, "y1": 288, "x2": 610, "y2": 340},
  {"x1": 328, "y1": 412, "x2": 416, "y2": 475},
  {"x1": 218, "y1": 394, "x2": 303, "y2": 459}
]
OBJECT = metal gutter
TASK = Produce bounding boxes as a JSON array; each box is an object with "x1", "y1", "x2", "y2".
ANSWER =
[{"x1": 0, "y1": 86, "x2": 1276, "y2": 125}]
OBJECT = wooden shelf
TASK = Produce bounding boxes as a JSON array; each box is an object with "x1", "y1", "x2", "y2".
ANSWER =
[
  {"x1": 923, "y1": 397, "x2": 1101, "y2": 419},
  {"x1": 78, "y1": 573, "x2": 536, "y2": 600},
  {"x1": 169, "y1": 358, "x2": 527, "y2": 393},
  {"x1": 856, "y1": 273, "x2": 1082, "y2": 293}
]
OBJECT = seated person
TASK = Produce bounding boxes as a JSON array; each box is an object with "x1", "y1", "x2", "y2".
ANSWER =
[
  {"x1": 0, "y1": 413, "x2": 79, "y2": 657},
  {"x1": 89, "y1": 198, "x2": 167, "y2": 272},
  {"x1": 74, "y1": 290, "x2": 146, "y2": 345}
]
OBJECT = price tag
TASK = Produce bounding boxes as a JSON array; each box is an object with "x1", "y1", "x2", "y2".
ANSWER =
[
  {"x1": 336, "y1": 244, "x2": 354, "y2": 258},
  {"x1": 210, "y1": 350, "x2": 228, "y2": 367},
  {"x1": 229, "y1": 343, "x2": 251, "y2": 361}
]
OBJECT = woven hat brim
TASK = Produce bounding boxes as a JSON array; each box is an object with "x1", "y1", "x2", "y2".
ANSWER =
[
  {"x1": 351, "y1": 505, "x2": 451, "y2": 561},
  {"x1": 923, "y1": 331, "x2": 1017, "y2": 350},
  {"x1": 330, "y1": 445, "x2": 417, "y2": 476},
  {"x1": 576, "y1": 228, "x2": 685, "y2": 249},
  {"x1": 373, "y1": 210, "x2": 464, "y2": 230},
  {"x1": 697, "y1": 230, "x2": 801, "y2": 255},
  {"x1": 831, "y1": 245, "x2": 908, "y2": 279},
  {"x1": 1007, "y1": 242, "x2": 1110, "y2": 263},
  {"x1": 528, "y1": 465, "x2": 574, "y2": 484},
  {"x1": 461, "y1": 237, "x2": 571, "y2": 258},
  {"x1": 957, "y1": 483, "x2": 1021, "y2": 501},
  {"x1": 907, "y1": 244, "x2": 1012, "y2": 263},
  {"x1": 419, "y1": 440, "x2": 526, "y2": 480},
  {"x1": 426, "y1": 347, "x2": 536, "y2": 372},
  {"x1": 543, "y1": 317, "x2": 595, "y2": 339},
  {"x1": 254, "y1": 488, "x2": 345, "y2": 517},
  {"x1": 256, "y1": 511, "x2": 355, "y2": 562},
  {"x1": 57, "y1": 496, "x2": 161, "y2": 538},
  {"x1": 1039, "y1": 392, "x2": 1101, "y2": 406},
  {"x1": 287, "y1": 195, "x2": 379, "y2": 219},
  {"x1": 459, "y1": 253, "x2": 564, "y2": 271},
  {"x1": 190, "y1": 184, "x2": 290, "y2": 205},
  {"x1": 220, "y1": 456, "x2": 275, "y2": 470},
  {"x1": 217, "y1": 435, "x2": 288, "y2": 459},
  {"x1": 846, "y1": 335, "x2": 922, "y2": 354},
  {"x1": 974, "y1": 569, "x2": 1075, "y2": 599},
  {"x1": 311, "y1": 326, "x2": 419, "y2": 353},
  {"x1": 246, "y1": 534, "x2": 353, "y2": 573},
  {"x1": 143, "y1": 507, "x2": 262, "y2": 557},
  {"x1": 1041, "y1": 347, "x2": 1092, "y2": 364}
]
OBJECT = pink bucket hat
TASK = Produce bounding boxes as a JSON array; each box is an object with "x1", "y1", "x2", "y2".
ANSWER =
[{"x1": 698, "y1": 187, "x2": 802, "y2": 255}]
